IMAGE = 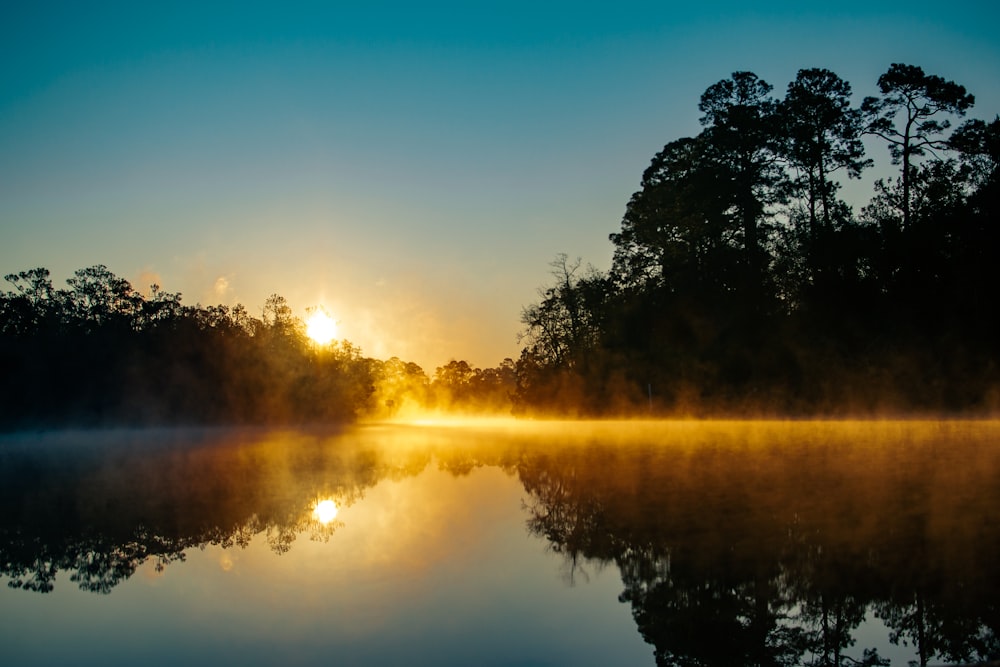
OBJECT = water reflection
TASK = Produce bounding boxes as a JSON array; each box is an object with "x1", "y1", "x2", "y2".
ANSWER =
[
  {"x1": 515, "y1": 421, "x2": 1000, "y2": 666},
  {"x1": 1, "y1": 421, "x2": 998, "y2": 666}
]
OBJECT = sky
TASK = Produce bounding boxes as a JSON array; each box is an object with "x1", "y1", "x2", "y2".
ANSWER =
[{"x1": 2, "y1": 1, "x2": 999, "y2": 371}]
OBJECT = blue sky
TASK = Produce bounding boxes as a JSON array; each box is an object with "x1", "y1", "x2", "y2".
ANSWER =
[{"x1": 2, "y1": 1, "x2": 998, "y2": 369}]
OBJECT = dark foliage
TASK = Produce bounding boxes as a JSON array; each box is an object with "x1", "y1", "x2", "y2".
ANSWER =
[
  {"x1": 0, "y1": 265, "x2": 519, "y2": 427},
  {"x1": 0, "y1": 267, "x2": 378, "y2": 428},
  {"x1": 516, "y1": 64, "x2": 1000, "y2": 416}
]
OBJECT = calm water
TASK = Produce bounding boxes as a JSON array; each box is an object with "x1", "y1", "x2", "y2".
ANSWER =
[{"x1": 1, "y1": 420, "x2": 998, "y2": 666}]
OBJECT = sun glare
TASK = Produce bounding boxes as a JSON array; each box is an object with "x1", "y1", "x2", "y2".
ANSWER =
[
  {"x1": 312, "y1": 499, "x2": 339, "y2": 525},
  {"x1": 306, "y1": 310, "x2": 338, "y2": 345}
]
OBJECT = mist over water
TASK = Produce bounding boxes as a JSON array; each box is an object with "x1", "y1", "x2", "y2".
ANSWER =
[{"x1": 1, "y1": 420, "x2": 998, "y2": 666}]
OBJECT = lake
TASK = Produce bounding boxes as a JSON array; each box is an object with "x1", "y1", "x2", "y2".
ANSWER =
[{"x1": 1, "y1": 420, "x2": 998, "y2": 666}]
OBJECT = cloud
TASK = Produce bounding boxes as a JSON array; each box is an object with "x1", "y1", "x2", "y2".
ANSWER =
[
  {"x1": 214, "y1": 276, "x2": 230, "y2": 298},
  {"x1": 136, "y1": 268, "x2": 163, "y2": 296}
]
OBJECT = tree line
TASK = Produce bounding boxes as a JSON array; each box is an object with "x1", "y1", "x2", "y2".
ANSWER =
[
  {"x1": 4, "y1": 63, "x2": 997, "y2": 424},
  {"x1": 0, "y1": 265, "x2": 516, "y2": 428},
  {"x1": 515, "y1": 64, "x2": 1000, "y2": 416}
]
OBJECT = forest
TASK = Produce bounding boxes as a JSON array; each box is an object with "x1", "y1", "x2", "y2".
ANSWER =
[
  {"x1": 1, "y1": 63, "x2": 998, "y2": 426},
  {"x1": 517, "y1": 64, "x2": 999, "y2": 416},
  {"x1": 0, "y1": 267, "x2": 516, "y2": 428}
]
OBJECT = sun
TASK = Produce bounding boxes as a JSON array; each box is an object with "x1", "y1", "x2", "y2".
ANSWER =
[{"x1": 305, "y1": 309, "x2": 338, "y2": 345}]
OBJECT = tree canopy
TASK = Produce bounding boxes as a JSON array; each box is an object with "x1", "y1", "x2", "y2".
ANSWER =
[
  {"x1": 517, "y1": 63, "x2": 999, "y2": 416},
  {"x1": 0, "y1": 266, "x2": 516, "y2": 428},
  {"x1": 3, "y1": 63, "x2": 996, "y2": 423}
]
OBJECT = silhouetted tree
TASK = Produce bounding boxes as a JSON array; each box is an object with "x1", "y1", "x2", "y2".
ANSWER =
[
  {"x1": 426, "y1": 359, "x2": 517, "y2": 413},
  {"x1": 862, "y1": 64, "x2": 975, "y2": 231},
  {"x1": 519, "y1": 255, "x2": 609, "y2": 369},
  {"x1": 519, "y1": 63, "x2": 998, "y2": 416},
  {"x1": 780, "y1": 68, "x2": 870, "y2": 296},
  {"x1": 698, "y1": 71, "x2": 786, "y2": 304},
  {"x1": 432, "y1": 359, "x2": 477, "y2": 405},
  {"x1": 369, "y1": 356, "x2": 430, "y2": 416},
  {"x1": 610, "y1": 135, "x2": 740, "y2": 296},
  {"x1": 0, "y1": 266, "x2": 384, "y2": 427},
  {"x1": 65, "y1": 264, "x2": 142, "y2": 332},
  {"x1": 949, "y1": 115, "x2": 1000, "y2": 188},
  {"x1": 783, "y1": 68, "x2": 869, "y2": 234}
]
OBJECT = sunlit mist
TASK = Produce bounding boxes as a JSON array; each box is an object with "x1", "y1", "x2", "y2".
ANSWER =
[
  {"x1": 3, "y1": 421, "x2": 999, "y2": 666},
  {"x1": 312, "y1": 499, "x2": 339, "y2": 525},
  {"x1": 306, "y1": 310, "x2": 338, "y2": 345}
]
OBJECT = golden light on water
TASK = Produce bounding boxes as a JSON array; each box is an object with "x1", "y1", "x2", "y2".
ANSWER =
[
  {"x1": 306, "y1": 310, "x2": 338, "y2": 345},
  {"x1": 313, "y1": 499, "x2": 339, "y2": 525}
]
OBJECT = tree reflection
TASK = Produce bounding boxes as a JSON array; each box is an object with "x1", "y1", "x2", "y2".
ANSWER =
[
  {"x1": 1, "y1": 422, "x2": 998, "y2": 667},
  {"x1": 876, "y1": 590, "x2": 1000, "y2": 666},
  {"x1": 1, "y1": 531, "x2": 193, "y2": 594},
  {"x1": 0, "y1": 428, "x2": 432, "y2": 591},
  {"x1": 796, "y1": 593, "x2": 882, "y2": 667},
  {"x1": 514, "y1": 422, "x2": 1000, "y2": 666}
]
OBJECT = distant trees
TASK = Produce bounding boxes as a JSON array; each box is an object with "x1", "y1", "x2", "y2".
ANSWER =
[
  {"x1": 65, "y1": 265, "x2": 143, "y2": 331},
  {"x1": 368, "y1": 356, "x2": 431, "y2": 417},
  {"x1": 516, "y1": 63, "x2": 1000, "y2": 416},
  {"x1": 0, "y1": 266, "x2": 521, "y2": 427},
  {"x1": 429, "y1": 358, "x2": 517, "y2": 413},
  {"x1": 4, "y1": 63, "x2": 995, "y2": 422},
  {"x1": 0, "y1": 267, "x2": 376, "y2": 427}
]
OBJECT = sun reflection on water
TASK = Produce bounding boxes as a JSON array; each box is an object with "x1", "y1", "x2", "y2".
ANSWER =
[{"x1": 312, "y1": 499, "x2": 339, "y2": 525}]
